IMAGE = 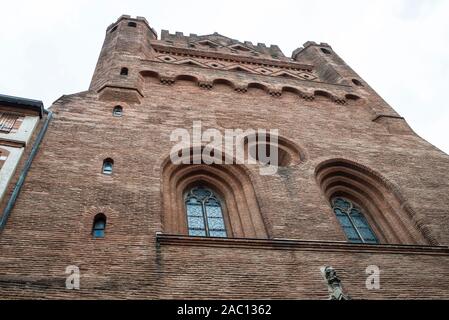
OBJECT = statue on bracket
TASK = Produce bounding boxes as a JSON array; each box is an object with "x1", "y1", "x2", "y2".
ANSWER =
[{"x1": 320, "y1": 266, "x2": 351, "y2": 300}]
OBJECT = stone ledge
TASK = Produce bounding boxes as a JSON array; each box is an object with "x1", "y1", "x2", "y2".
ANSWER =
[
  {"x1": 156, "y1": 233, "x2": 449, "y2": 256},
  {"x1": 372, "y1": 114, "x2": 405, "y2": 122},
  {"x1": 0, "y1": 138, "x2": 26, "y2": 148}
]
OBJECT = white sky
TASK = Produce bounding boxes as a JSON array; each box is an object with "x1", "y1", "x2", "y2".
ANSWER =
[{"x1": 0, "y1": 0, "x2": 448, "y2": 154}]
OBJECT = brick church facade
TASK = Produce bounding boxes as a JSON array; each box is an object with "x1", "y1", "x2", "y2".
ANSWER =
[{"x1": 1, "y1": 15, "x2": 449, "y2": 299}]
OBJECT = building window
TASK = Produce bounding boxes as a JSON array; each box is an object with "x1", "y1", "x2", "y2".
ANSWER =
[
  {"x1": 185, "y1": 186, "x2": 227, "y2": 238},
  {"x1": 92, "y1": 214, "x2": 107, "y2": 238},
  {"x1": 113, "y1": 106, "x2": 123, "y2": 117},
  {"x1": 128, "y1": 22, "x2": 137, "y2": 27},
  {"x1": 352, "y1": 79, "x2": 363, "y2": 86},
  {"x1": 120, "y1": 67, "x2": 128, "y2": 76},
  {"x1": 0, "y1": 113, "x2": 19, "y2": 133},
  {"x1": 321, "y1": 48, "x2": 332, "y2": 55},
  {"x1": 102, "y1": 158, "x2": 114, "y2": 175},
  {"x1": 332, "y1": 197, "x2": 378, "y2": 244},
  {"x1": 110, "y1": 25, "x2": 118, "y2": 33}
]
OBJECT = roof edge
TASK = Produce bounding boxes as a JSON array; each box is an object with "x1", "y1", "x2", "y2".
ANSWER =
[{"x1": 0, "y1": 94, "x2": 44, "y2": 118}]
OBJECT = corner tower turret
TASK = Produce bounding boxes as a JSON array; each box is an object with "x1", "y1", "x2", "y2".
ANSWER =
[
  {"x1": 89, "y1": 15, "x2": 157, "y2": 103},
  {"x1": 292, "y1": 42, "x2": 414, "y2": 134}
]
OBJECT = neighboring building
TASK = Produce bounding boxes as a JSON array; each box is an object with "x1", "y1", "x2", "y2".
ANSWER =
[
  {"x1": 0, "y1": 15, "x2": 449, "y2": 299},
  {"x1": 0, "y1": 94, "x2": 46, "y2": 210}
]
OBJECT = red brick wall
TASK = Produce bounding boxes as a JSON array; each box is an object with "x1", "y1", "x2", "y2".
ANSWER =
[{"x1": 0, "y1": 15, "x2": 448, "y2": 299}]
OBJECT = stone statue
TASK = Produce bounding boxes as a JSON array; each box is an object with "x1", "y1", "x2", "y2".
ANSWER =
[{"x1": 321, "y1": 266, "x2": 351, "y2": 300}]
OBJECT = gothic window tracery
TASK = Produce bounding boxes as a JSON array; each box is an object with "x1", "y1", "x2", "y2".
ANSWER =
[
  {"x1": 332, "y1": 197, "x2": 378, "y2": 244},
  {"x1": 185, "y1": 186, "x2": 227, "y2": 238}
]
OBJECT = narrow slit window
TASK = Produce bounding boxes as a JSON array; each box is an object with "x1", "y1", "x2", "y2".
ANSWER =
[
  {"x1": 120, "y1": 67, "x2": 128, "y2": 76},
  {"x1": 92, "y1": 214, "x2": 106, "y2": 238},
  {"x1": 113, "y1": 106, "x2": 123, "y2": 117},
  {"x1": 102, "y1": 158, "x2": 114, "y2": 175}
]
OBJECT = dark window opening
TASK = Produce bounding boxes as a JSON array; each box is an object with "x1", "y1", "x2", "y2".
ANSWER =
[
  {"x1": 113, "y1": 106, "x2": 123, "y2": 117},
  {"x1": 102, "y1": 158, "x2": 114, "y2": 175},
  {"x1": 321, "y1": 48, "x2": 332, "y2": 55},
  {"x1": 128, "y1": 22, "x2": 137, "y2": 28},
  {"x1": 92, "y1": 214, "x2": 107, "y2": 238},
  {"x1": 352, "y1": 79, "x2": 363, "y2": 86},
  {"x1": 110, "y1": 26, "x2": 118, "y2": 33},
  {"x1": 120, "y1": 67, "x2": 128, "y2": 76}
]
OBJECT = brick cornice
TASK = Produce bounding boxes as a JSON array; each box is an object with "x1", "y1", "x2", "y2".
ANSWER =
[
  {"x1": 97, "y1": 85, "x2": 144, "y2": 97},
  {"x1": 156, "y1": 233, "x2": 449, "y2": 256}
]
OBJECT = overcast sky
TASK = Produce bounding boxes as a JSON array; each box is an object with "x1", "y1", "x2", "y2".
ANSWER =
[{"x1": 0, "y1": 0, "x2": 448, "y2": 154}]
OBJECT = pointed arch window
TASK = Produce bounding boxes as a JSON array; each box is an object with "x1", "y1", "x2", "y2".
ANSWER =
[
  {"x1": 185, "y1": 186, "x2": 227, "y2": 238},
  {"x1": 332, "y1": 198, "x2": 379, "y2": 244}
]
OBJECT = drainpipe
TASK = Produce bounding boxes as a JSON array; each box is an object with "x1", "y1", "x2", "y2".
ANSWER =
[{"x1": 0, "y1": 110, "x2": 53, "y2": 231}]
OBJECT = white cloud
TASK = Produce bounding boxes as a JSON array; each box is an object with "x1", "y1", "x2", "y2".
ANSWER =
[{"x1": 0, "y1": 0, "x2": 448, "y2": 153}]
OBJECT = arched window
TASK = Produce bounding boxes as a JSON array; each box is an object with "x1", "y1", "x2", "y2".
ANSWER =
[
  {"x1": 316, "y1": 159, "x2": 434, "y2": 245},
  {"x1": 332, "y1": 198, "x2": 378, "y2": 244},
  {"x1": 113, "y1": 106, "x2": 123, "y2": 117},
  {"x1": 92, "y1": 214, "x2": 106, "y2": 238},
  {"x1": 185, "y1": 186, "x2": 227, "y2": 238},
  {"x1": 102, "y1": 158, "x2": 114, "y2": 175},
  {"x1": 120, "y1": 67, "x2": 128, "y2": 76}
]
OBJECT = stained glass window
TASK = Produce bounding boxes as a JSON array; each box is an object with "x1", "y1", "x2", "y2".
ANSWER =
[
  {"x1": 332, "y1": 198, "x2": 378, "y2": 244},
  {"x1": 185, "y1": 186, "x2": 227, "y2": 238}
]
